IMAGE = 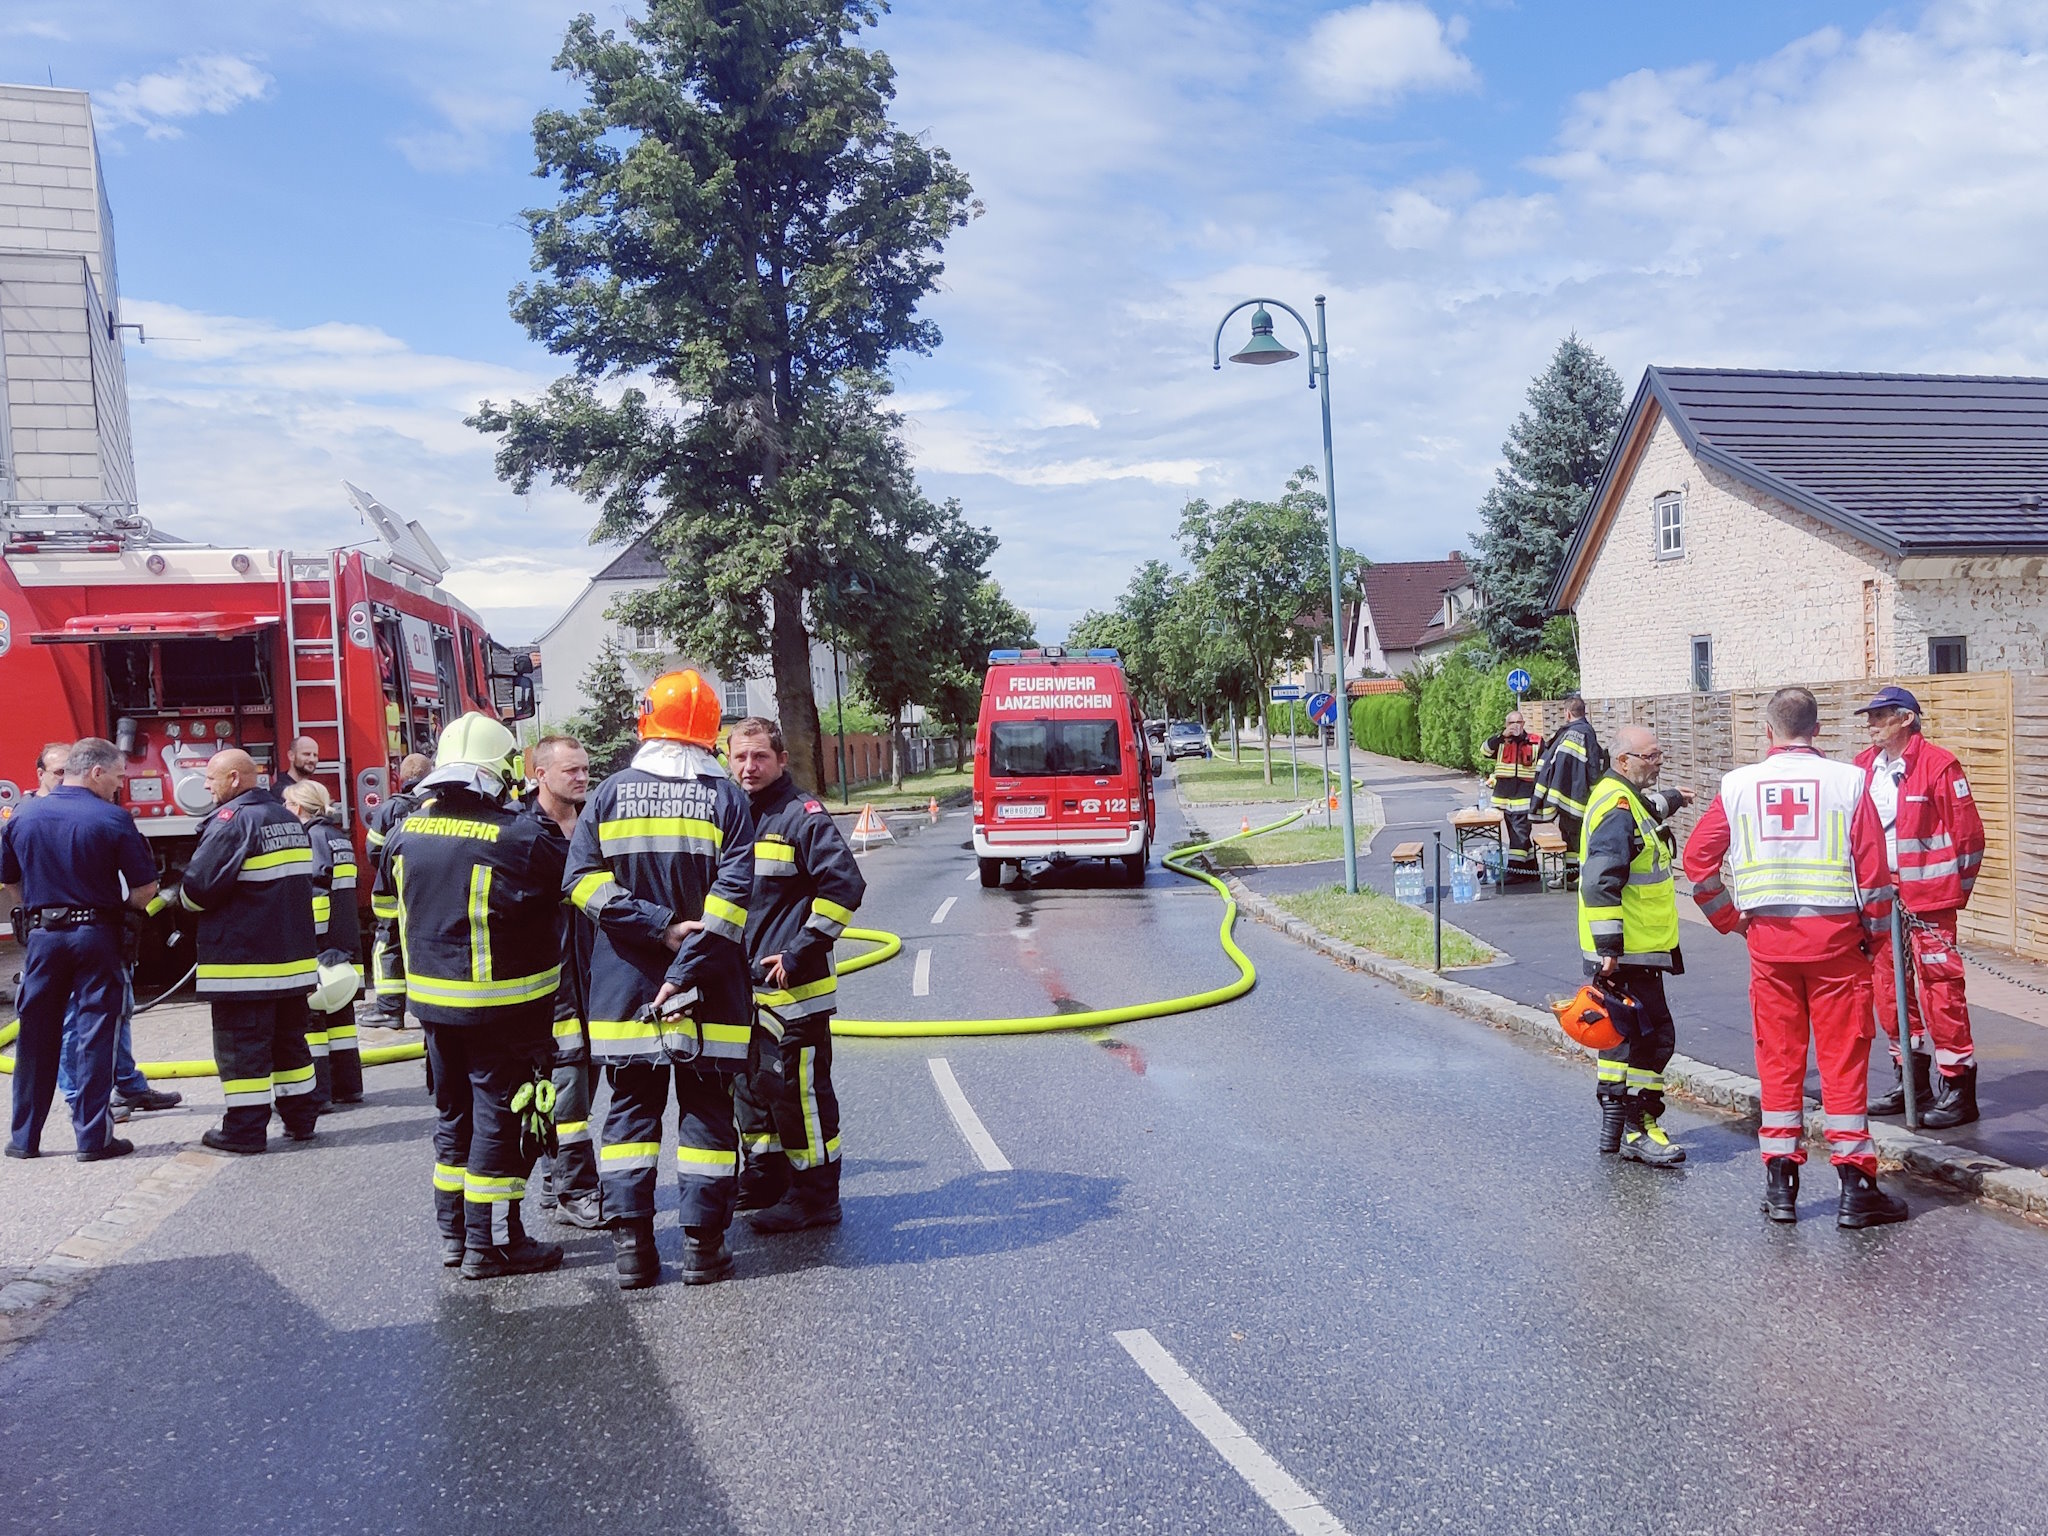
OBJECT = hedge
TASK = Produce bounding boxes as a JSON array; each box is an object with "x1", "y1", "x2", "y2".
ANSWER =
[
  {"x1": 1409, "y1": 641, "x2": 1580, "y2": 773},
  {"x1": 1351, "y1": 692, "x2": 1421, "y2": 760}
]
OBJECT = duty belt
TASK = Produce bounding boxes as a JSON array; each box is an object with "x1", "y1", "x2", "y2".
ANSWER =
[{"x1": 28, "y1": 905, "x2": 123, "y2": 931}]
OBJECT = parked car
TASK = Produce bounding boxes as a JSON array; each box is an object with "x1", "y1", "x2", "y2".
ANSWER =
[{"x1": 1165, "y1": 721, "x2": 1212, "y2": 761}]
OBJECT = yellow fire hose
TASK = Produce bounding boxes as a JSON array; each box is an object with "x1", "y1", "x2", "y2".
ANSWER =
[{"x1": 0, "y1": 808, "x2": 1308, "y2": 1074}]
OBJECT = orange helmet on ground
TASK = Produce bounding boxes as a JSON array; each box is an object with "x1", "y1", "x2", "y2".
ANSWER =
[
  {"x1": 638, "y1": 669, "x2": 723, "y2": 747},
  {"x1": 1552, "y1": 983, "x2": 1629, "y2": 1051}
]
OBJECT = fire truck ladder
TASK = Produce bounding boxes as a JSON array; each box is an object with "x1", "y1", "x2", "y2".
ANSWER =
[{"x1": 284, "y1": 551, "x2": 352, "y2": 830}]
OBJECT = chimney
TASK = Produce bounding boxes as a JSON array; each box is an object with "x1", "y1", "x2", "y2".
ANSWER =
[{"x1": 1448, "y1": 549, "x2": 1464, "y2": 562}]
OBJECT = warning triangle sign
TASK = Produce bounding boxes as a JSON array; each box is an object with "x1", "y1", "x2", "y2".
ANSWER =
[{"x1": 851, "y1": 803, "x2": 895, "y2": 849}]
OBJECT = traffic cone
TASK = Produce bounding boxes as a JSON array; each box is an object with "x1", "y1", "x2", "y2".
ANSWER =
[
  {"x1": 928, "y1": 797, "x2": 939, "y2": 823},
  {"x1": 1239, "y1": 815, "x2": 1251, "y2": 835}
]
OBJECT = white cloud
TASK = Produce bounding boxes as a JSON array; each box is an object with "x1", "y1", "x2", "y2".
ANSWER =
[
  {"x1": 393, "y1": 87, "x2": 533, "y2": 173},
  {"x1": 96, "y1": 54, "x2": 272, "y2": 139},
  {"x1": 1297, "y1": 3, "x2": 1476, "y2": 109}
]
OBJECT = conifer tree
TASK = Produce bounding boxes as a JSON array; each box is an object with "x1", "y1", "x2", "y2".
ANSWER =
[
  {"x1": 567, "y1": 637, "x2": 641, "y2": 776},
  {"x1": 1470, "y1": 335, "x2": 1624, "y2": 654}
]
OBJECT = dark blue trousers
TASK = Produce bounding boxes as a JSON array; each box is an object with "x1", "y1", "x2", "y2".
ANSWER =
[{"x1": 11, "y1": 925, "x2": 124, "y2": 1155}]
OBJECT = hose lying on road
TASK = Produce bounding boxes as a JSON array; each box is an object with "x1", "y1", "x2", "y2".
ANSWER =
[{"x1": 0, "y1": 808, "x2": 1306, "y2": 1072}]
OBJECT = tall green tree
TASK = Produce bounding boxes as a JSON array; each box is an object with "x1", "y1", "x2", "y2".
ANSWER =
[
  {"x1": 566, "y1": 637, "x2": 641, "y2": 775},
  {"x1": 471, "y1": 0, "x2": 975, "y2": 792},
  {"x1": 929, "y1": 580, "x2": 1037, "y2": 772},
  {"x1": 1178, "y1": 468, "x2": 1328, "y2": 783},
  {"x1": 1470, "y1": 334, "x2": 1624, "y2": 654}
]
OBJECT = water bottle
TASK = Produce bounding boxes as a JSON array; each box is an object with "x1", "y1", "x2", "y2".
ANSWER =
[
  {"x1": 1395, "y1": 864, "x2": 1424, "y2": 905},
  {"x1": 1452, "y1": 857, "x2": 1476, "y2": 905}
]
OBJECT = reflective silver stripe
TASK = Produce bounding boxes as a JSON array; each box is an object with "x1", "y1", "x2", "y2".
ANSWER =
[
  {"x1": 806, "y1": 910, "x2": 847, "y2": 939},
  {"x1": 221, "y1": 1085, "x2": 272, "y2": 1107},
  {"x1": 557, "y1": 1124, "x2": 593, "y2": 1148},
  {"x1": 702, "y1": 912, "x2": 745, "y2": 944},
  {"x1": 589, "y1": 1038, "x2": 664, "y2": 1062},
  {"x1": 1895, "y1": 834, "x2": 1954, "y2": 853},
  {"x1": 1831, "y1": 1138, "x2": 1876, "y2": 1160},
  {"x1": 274, "y1": 1076, "x2": 320, "y2": 1099},
  {"x1": 1587, "y1": 919, "x2": 1624, "y2": 937},
  {"x1": 600, "y1": 834, "x2": 720, "y2": 857},
  {"x1": 1903, "y1": 858, "x2": 1960, "y2": 880},
  {"x1": 1761, "y1": 1110, "x2": 1803, "y2": 1128},
  {"x1": 239, "y1": 863, "x2": 313, "y2": 884},
  {"x1": 198, "y1": 974, "x2": 319, "y2": 994},
  {"x1": 1823, "y1": 1113, "x2": 1868, "y2": 1132},
  {"x1": 1745, "y1": 902, "x2": 1859, "y2": 919}
]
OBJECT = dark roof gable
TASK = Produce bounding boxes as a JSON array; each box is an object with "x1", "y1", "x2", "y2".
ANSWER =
[
  {"x1": 594, "y1": 535, "x2": 666, "y2": 581},
  {"x1": 1360, "y1": 554, "x2": 1473, "y2": 654},
  {"x1": 1550, "y1": 366, "x2": 2048, "y2": 610}
]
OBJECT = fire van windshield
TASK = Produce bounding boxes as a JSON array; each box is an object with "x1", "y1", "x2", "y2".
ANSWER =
[{"x1": 989, "y1": 720, "x2": 1123, "y2": 777}]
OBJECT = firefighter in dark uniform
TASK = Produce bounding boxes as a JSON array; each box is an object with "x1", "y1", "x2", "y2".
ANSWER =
[
  {"x1": 365, "y1": 751, "x2": 432, "y2": 1024},
  {"x1": 373, "y1": 714, "x2": 568, "y2": 1279},
  {"x1": 284, "y1": 779, "x2": 365, "y2": 1106},
  {"x1": 3, "y1": 738, "x2": 160, "y2": 1161},
  {"x1": 727, "y1": 717, "x2": 866, "y2": 1231},
  {"x1": 1483, "y1": 709, "x2": 1544, "y2": 880},
  {"x1": 1531, "y1": 696, "x2": 1604, "y2": 885},
  {"x1": 566, "y1": 670, "x2": 756, "y2": 1290},
  {"x1": 524, "y1": 734, "x2": 603, "y2": 1230},
  {"x1": 180, "y1": 749, "x2": 322, "y2": 1154}
]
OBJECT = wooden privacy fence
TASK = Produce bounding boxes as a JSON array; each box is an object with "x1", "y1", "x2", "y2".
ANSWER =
[{"x1": 1523, "y1": 672, "x2": 2044, "y2": 961}]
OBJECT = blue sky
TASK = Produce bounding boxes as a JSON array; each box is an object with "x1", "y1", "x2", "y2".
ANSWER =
[{"x1": 7, "y1": 0, "x2": 2041, "y2": 644}]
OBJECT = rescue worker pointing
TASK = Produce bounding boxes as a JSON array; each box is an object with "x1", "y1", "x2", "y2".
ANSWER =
[
  {"x1": 374, "y1": 714, "x2": 568, "y2": 1279},
  {"x1": 1577, "y1": 724, "x2": 1690, "y2": 1167},
  {"x1": 566, "y1": 671, "x2": 756, "y2": 1290},
  {"x1": 1684, "y1": 687, "x2": 1908, "y2": 1228},
  {"x1": 180, "y1": 749, "x2": 322, "y2": 1154},
  {"x1": 728, "y1": 717, "x2": 866, "y2": 1232},
  {"x1": 1483, "y1": 710, "x2": 1543, "y2": 881}
]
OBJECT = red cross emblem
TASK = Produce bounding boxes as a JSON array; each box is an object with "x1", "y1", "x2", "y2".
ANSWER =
[{"x1": 1758, "y1": 780, "x2": 1818, "y2": 841}]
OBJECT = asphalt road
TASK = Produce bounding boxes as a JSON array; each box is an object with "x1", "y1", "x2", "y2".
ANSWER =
[{"x1": 3, "y1": 784, "x2": 2046, "y2": 1535}]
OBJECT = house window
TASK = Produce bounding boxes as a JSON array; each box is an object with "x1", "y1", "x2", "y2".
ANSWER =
[
  {"x1": 1690, "y1": 635, "x2": 1713, "y2": 692},
  {"x1": 621, "y1": 624, "x2": 658, "y2": 651},
  {"x1": 1654, "y1": 492, "x2": 1685, "y2": 560},
  {"x1": 721, "y1": 677, "x2": 749, "y2": 719},
  {"x1": 1929, "y1": 635, "x2": 1968, "y2": 675}
]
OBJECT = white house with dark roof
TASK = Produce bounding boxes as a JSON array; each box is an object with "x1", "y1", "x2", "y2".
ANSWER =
[
  {"x1": 1549, "y1": 368, "x2": 2048, "y2": 696},
  {"x1": 534, "y1": 535, "x2": 842, "y2": 729},
  {"x1": 1344, "y1": 552, "x2": 1479, "y2": 677}
]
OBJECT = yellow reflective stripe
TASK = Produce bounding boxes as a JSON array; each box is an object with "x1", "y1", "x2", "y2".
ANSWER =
[
  {"x1": 312, "y1": 894, "x2": 332, "y2": 923},
  {"x1": 242, "y1": 848, "x2": 313, "y2": 872},
  {"x1": 813, "y1": 897, "x2": 856, "y2": 926},
  {"x1": 675, "y1": 1144, "x2": 738, "y2": 1174},
  {"x1": 598, "y1": 816, "x2": 724, "y2": 852},
  {"x1": 366, "y1": 826, "x2": 388, "y2": 849},
  {"x1": 271, "y1": 1064, "x2": 315, "y2": 1087},
  {"x1": 179, "y1": 886, "x2": 205, "y2": 912},
  {"x1": 589, "y1": 1018, "x2": 659, "y2": 1043},
  {"x1": 405, "y1": 969, "x2": 561, "y2": 1007},
  {"x1": 755, "y1": 974, "x2": 838, "y2": 1006},
  {"x1": 197, "y1": 960, "x2": 319, "y2": 979},
  {"x1": 570, "y1": 871, "x2": 618, "y2": 912},
  {"x1": 703, "y1": 894, "x2": 746, "y2": 931},
  {"x1": 468, "y1": 864, "x2": 494, "y2": 983},
  {"x1": 370, "y1": 894, "x2": 400, "y2": 919},
  {"x1": 463, "y1": 1172, "x2": 525, "y2": 1201},
  {"x1": 432, "y1": 1163, "x2": 464, "y2": 1191},
  {"x1": 600, "y1": 1141, "x2": 661, "y2": 1165},
  {"x1": 552, "y1": 1017, "x2": 585, "y2": 1038},
  {"x1": 393, "y1": 854, "x2": 409, "y2": 978}
]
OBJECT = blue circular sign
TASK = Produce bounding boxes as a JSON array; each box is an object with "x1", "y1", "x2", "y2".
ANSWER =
[
  {"x1": 1506, "y1": 668, "x2": 1532, "y2": 695},
  {"x1": 1307, "y1": 691, "x2": 1338, "y2": 726}
]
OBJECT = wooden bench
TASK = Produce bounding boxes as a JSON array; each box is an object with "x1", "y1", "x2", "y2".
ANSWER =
[
  {"x1": 1391, "y1": 840, "x2": 1425, "y2": 867},
  {"x1": 1532, "y1": 824, "x2": 1572, "y2": 891}
]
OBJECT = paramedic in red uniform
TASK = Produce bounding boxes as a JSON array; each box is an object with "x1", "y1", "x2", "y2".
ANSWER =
[
  {"x1": 1684, "y1": 687, "x2": 1908, "y2": 1228},
  {"x1": 1854, "y1": 685, "x2": 1986, "y2": 1129}
]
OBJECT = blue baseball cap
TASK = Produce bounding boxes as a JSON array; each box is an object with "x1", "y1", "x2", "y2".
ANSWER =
[{"x1": 1854, "y1": 685, "x2": 1922, "y2": 716}]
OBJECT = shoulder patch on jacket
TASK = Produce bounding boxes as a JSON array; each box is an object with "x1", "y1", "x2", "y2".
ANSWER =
[
  {"x1": 215, "y1": 807, "x2": 236, "y2": 821},
  {"x1": 1954, "y1": 778, "x2": 1971, "y2": 798},
  {"x1": 805, "y1": 800, "x2": 824, "y2": 814}
]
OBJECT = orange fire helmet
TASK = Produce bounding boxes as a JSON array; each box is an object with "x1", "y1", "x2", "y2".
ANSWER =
[
  {"x1": 638, "y1": 669, "x2": 722, "y2": 747},
  {"x1": 1552, "y1": 983, "x2": 1628, "y2": 1051}
]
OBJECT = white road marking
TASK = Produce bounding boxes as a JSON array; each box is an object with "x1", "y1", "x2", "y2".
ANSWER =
[
  {"x1": 927, "y1": 1057, "x2": 1012, "y2": 1171},
  {"x1": 931, "y1": 896, "x2": 957, "y2": 925},
  {"x1": 1113, "y1": 1329, "x2": 1352, "y2": 1536},
  {"x1": 965, "y1": 868, "x2": 979, "y2": 882},
  {"x1": 913, "y1": 947, "x2": 933, "y2": 996}
]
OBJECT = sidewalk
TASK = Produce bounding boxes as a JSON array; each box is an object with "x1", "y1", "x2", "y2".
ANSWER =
[{"x1": 1231, "y1": 748, "x2": 2048, "y2": 1175}]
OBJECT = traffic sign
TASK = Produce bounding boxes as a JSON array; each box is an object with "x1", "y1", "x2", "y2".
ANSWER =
[
  {"x1": 1269, "y1": 685, "x2": 1305, "y2": 701},
  {"x1": 1506, "y1": 668, "x2": 1532, "y2": 696},
  {"x1": 1307, "y1": 691, "x2": 1338, "y2": 726}
]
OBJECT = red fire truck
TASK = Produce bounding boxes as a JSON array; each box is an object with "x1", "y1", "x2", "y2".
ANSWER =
[{"x1": 0, "y1": 487, "x2": 535, "y2": 984}]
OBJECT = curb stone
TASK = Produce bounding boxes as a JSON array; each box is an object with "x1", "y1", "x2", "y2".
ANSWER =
[{"x1": 1222, "y1": 868, "x2": 2048, "y2": 1228}]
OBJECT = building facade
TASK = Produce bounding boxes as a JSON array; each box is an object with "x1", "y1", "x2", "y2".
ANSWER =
[
  {"x1": 0, "y1": 85, "x2": 134, "y2": 511},
  {"x1": 1552, "y1": 368, "x2": 2048, "y2": 697},
  {"x1": 1345, "y1": 553, "x2": 1478, "y2": 677}
]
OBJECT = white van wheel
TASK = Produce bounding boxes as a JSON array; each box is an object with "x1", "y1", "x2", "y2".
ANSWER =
[{"x1": 978, "y1": 858, "x2": 1003, "y2": 888}]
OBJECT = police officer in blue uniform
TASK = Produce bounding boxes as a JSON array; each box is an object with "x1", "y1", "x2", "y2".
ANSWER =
[{"x1": 2, "y1": 738, "x2": 160, "y2": 1161}]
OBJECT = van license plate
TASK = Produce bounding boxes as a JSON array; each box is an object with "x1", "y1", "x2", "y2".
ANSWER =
[{"x1": 996, "y1": 803, "x2": 1046, "y2": 819}]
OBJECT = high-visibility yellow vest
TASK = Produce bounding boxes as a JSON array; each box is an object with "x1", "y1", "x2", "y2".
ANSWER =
[
  {"x1": 1576, "y1": 776, "x2": 1679, "y2": 964},
  {"x1": 1716, "y1": 753, "x2": 1864, "y2": 915}
]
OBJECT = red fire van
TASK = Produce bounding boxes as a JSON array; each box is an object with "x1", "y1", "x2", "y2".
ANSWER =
[{"x1": 971, "y1": 647, "x2": 1159, "y2": 887}]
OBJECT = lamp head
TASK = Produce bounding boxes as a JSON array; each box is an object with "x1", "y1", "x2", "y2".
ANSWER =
[{"x1": 1229, "y1": 307, "x2": 1299, "y2": 366}]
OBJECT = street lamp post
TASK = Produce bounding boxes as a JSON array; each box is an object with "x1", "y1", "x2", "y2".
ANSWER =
[{"x1": 1212, "y1": 295, "x2": 1360, "y2": 894}]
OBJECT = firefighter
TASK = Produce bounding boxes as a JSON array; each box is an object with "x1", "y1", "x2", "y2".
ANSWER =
[
  {"x1": 1854, "y1": 686, "x2": 1987, "y2": 1129},
  {"x1": 566, "y1": 670, "x2": 755, "y2": 1290},
  {"x1": 1578, "y1": 724, "x2": 1691, "y2": 1168},
  {"x1": 283, "y1": 780, "x2": 364, "y2": 1107},
  {"x1": 366, "y1": 752, "x2": 433, "y2": 1026},
  {"x1": 1483, "y1": 709, "x2": 1544, "y2": 881},
  {"x1": 727, "y1": 716, "x2": 866, "y2": 1232},
  {"x1": 374, "y1": 714, "x2": 568, "y2": 1279},
  {"x1": 1531, "y1": 696, "x2": 1604, "y2": 883},
  {"x1": 525, "y1": 734, "x2": 603, "y2": 1231},
  {"x1": 2, "y1": 738, "x2": 161, "y2": 1161},
  {"x1": 180, "y1": 749, "x2": 322, "y2": 1155},
  {"x1": 284, "y1": 735, "x2": 323, "y2": 790},
  {"x1": 1684, "y1": 687, "x2": 1907, "y2": 1227}
]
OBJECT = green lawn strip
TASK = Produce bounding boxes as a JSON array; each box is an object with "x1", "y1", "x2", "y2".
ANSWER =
[
  {"x1": 840, "y1": 766, "x2": 975, "y2": 810},
  {"x1": 1193, "y1": 826, "x2": 1372, "y2": 869},
  {"x1": 1273, "y1": 885, "x2": 1495, "y2": 970},
  {"x1": 1173, "y1": 754, "x2": 1346, "y2": 804}
]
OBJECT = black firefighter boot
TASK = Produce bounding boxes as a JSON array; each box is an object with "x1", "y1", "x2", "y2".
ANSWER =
[
  {"x1": 613, "y1": 1217, "x2": 661, "y2": 1290},
  {"x1": 1870, "y1": 1050, "x2": 1932, "y2": 1117},
  {"x1": 736, "y1": 1149, "x2": 791, "y2": 1213},
  {"x1": 747, "y1": 1161, "x2": 843, "y2": 1233},
  {"x1": 1761, "y1": 1157, "x2": 1800, "y2": 1223},
  {"x1": 1837, "y1": 1164, "x2": 1909, "y2": 1229},
  {"x1": 1920, "y1": 1066, "x2": 1980, "y2": 1130},
  {"x1": 681, "y1": 1227, "x2": 736, "y2": 1285},
  {"x1": 1597, "y1": 1096, "x2": 1628, "y2": 1157}
]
